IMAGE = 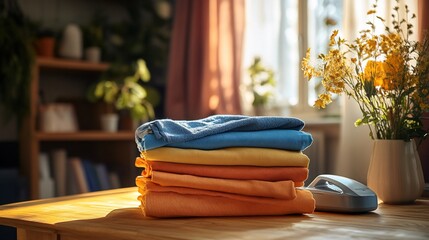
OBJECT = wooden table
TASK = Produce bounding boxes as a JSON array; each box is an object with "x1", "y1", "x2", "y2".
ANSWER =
[{"x1": 0, "y1": 187, "x2": 428, "y2": 240}]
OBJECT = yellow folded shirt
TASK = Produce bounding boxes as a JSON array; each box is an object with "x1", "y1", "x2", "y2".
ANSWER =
[{"x1": 141, "y1": 147, "x2": 309, "y2": 167}]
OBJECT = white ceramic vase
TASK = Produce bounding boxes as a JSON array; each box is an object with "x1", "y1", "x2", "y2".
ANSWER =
[
  {"x1": 59, "y1": 24, "x2": 83, "y2": 59},
  {"x1": 367, "y1": 140, "x2": 425, "y2": 204}
]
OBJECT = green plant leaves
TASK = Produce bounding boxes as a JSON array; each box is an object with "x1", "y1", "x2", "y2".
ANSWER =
[
  {"x1": 0, "y1": 0, "x2": 34, "y2": 125},
  {"x1": 89, "y1": 59, "x2": 156, "y2": 121}
]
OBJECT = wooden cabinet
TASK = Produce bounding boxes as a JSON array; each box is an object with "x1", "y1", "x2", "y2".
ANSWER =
[{"x1": 20, "y1": 57, "x2": 138, "y2": 199}]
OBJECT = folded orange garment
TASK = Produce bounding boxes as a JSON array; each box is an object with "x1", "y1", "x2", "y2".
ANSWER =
[
  {"x1": 141, "y1": 147, "x2": 309, "y2": 167},
  {"x1": 137, "y1": 186, "x2": 315, "y2": 218},
  {"x1": 137, "y1": 182, "x2": 296, "y2": 205},
  {"x1": 135, "y1": 157, "x2": 308, "y2": 183},
  {"x1": 136, "y1": 172, "x2": 297, "y2": 199}
]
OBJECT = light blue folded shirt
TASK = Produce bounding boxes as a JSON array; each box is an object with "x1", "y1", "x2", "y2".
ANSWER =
[{"x1": 135, "y1": 114, "x2": 311, "y2": 152}]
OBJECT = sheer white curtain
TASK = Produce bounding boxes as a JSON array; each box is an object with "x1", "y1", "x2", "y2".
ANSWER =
[
  {"x1": 335, "y1": 0, "x2": 418, "y2": 184},
  {"x1": 242, "y1": 0, "x2": 299, "y2": 113}
]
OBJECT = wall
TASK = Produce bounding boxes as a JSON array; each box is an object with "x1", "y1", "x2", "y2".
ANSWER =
[
  {"x1": 302, "y1": 119, "x2": 341, "y2": 183},
  {"x1": 18, "y1": 0, "x2": 128, "y2": 31}
]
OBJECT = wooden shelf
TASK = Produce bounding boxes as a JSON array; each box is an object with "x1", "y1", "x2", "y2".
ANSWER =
[
  {"x1": 36, "y1": 57, "x2": 109, "y2": 71},
  {"x1": 36, "y1": 131, "x2": 135, "y2": 141},
  {"x1": 21, "y1": 57, "x2": 137, "y2": 200}
]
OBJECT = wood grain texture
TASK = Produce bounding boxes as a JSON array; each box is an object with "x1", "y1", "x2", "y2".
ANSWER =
[
  {"x1": 1, "y1": 187, "x2": 428, "y2": 240},
  {"x1": 17, "y1": 229, "x2": 57, "y2": 240}
]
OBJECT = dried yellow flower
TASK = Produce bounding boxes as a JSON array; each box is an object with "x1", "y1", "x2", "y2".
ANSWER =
[
  {"x1": 301, "y1": 1, "x2": 429, "y2": 140},
  {"x1": 363, "y1": 61, "x2": 385, "y2": 88}
]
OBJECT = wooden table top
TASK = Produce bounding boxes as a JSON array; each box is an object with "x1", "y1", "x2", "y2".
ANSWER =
[{"x1": 0, "y1": 187, "x2": 428, "y2": 240}]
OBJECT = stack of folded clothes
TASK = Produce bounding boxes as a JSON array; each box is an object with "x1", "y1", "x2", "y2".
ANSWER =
[{"x1": 134, "y1": 115, "x2": 316, "y2": 218}]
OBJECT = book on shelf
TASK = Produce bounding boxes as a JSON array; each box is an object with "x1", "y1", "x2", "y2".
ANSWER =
[
  {"x1": 81, "y1": 159, "x2": 102, "y2": 192},
  {"x1": 109, "y1": 172, "x2": 121, "y2": 189},
  {"x1": 39, "y1": 152, "x2": 51, "y2": 180},
  {"x1": 39, "y1": 178, "x2": 55, "y2": 199},
  {"x1": 38, "y1": 152, "x2": 122, "y2": 197},
  {"x1": 39, "y1": 153, "x2": 55, "y2": 199},
  {"x1": 51, "y1": 149, "x2": 67, "y2": 196},
  {"x1": 67, "y1": 157, "x2": 121, "y2": 195},
  {"x1": 69, "y1": 157, "x2": 89, "y2": 194},
  {"x1": 94, "y1": 163, "x2": 111, "y2": 190}
]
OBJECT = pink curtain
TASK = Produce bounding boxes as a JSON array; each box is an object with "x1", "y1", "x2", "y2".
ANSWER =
[
  {"x1": 418, "y1": 0, "x2": 429, "y2": 182},
  {"x1": 419, "y1": 0, "x2": 429, "y2": 41},
  {"x1": 165, "y1": 0, "x2": 244, "y2": 120}
]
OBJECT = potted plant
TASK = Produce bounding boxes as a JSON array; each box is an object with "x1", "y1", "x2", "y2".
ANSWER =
[
  {"x1": 247, "y1": 56, "x2": 276, "y2": 115},
  {"x1": 82, "y1": 17, "x2": 104, "y2": 62},
  {"x1": 88, "y1": 59, "x2": 156, "y2": 131},
  {"x1": 0, "y1": 0, "x2": 35, "y2": 125}
]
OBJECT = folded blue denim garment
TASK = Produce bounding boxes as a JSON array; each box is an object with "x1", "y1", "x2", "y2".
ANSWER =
[
  {"x1": 141, "y1": 129, "x2": 312, "y2": 151},
  {"x1": 135, "y1": 115, "x2": 307, "y2": 152}
]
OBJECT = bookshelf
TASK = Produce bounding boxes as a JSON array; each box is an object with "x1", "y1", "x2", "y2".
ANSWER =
[{"x1": 20, "y1": 57, "x2": 138, "y2": 199}]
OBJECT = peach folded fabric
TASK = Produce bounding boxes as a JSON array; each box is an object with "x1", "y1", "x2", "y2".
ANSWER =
[
  {"x1": 136, "y1": 172, "x2": 297, "y2": 199},
  {"x1": 137, "y1": 182, "x2": 301, "y2": 205},
  {"x1": 137, "y1": 186, "x2": 315, "y2": 218},
  {"x1": 141, "y1": 147, "x2": 309, "y2": 167},
  {"x1": 135, "y1": 157, "x2": 309, "y2": 182}
]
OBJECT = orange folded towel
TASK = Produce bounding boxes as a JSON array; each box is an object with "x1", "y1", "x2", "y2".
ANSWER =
[
  {"x1": 137, "y1": 182, "x2": 293, "y2": 204},
  {"x1": 136, "y1": 172, "x2": 297, "y2": 199},
  {"x1": 137, "y1": 186, "x2": 315, "y2": 218},
  {"x1": 135, "y1": 157, "x2": 309, "y2": 183}
]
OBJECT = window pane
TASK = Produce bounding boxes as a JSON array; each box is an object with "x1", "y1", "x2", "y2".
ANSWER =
[
  {"x1": 243, "y1": 0, "x2": 343, "y2": 111},
  {"x1": 277, "y1": 0, "x2": 299, "y2": 106}
]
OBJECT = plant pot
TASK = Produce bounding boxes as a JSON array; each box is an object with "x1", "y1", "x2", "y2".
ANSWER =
[
  {"x1": 85, "y1": 46, "x2": 101, "y2": 63},
  {"x1": 253, "y1": 106, "x2": 266, "y2": 116},
  {"x1": 35, "y1": 37, "x2": 56, "y2": 58},
  {"x1": 367, "y1": 139, "x2": 425, "y2": 204},
  {"x1": 100, "y1": 113, "x2": 119, "y2": 132}
]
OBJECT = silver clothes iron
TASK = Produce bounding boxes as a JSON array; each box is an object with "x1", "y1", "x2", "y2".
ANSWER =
[{"x1": 306, "y1": 174, "x2": 378, "y2": 213}]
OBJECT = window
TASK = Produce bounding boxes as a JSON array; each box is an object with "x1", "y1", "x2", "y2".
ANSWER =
[{"x1": 243, "y1": 0, "x2": 343, "y2": 115}]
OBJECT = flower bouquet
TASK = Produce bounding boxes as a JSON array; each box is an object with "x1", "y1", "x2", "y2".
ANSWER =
[{"x1": 301, "y1": 0, "x2": 429, "y2": 141}]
